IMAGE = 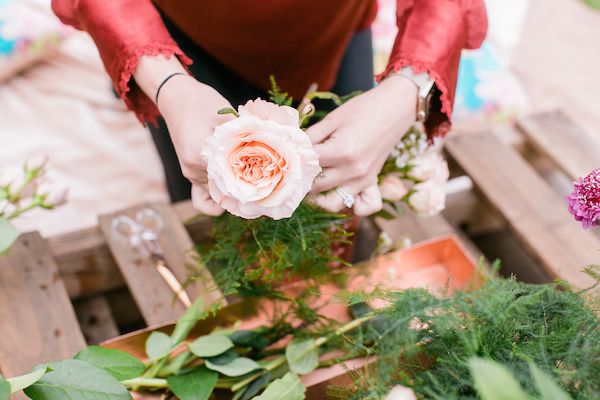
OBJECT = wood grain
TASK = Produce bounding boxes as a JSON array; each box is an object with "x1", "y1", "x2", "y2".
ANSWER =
[
  {"x1": 74, "y1": 296, "x2": 120, "y2": 345},
  {"x1": 48, "y1": 200, "x2": 211, "y2": 299},
  {"x1": 517, "y1": 111, "x2": 600, "y2": 180},
  {"x1": 446, "y1": 132, "x2": 599, "y2": 288},
  {"x1": 0, "y1": 232, "x2": 86, "y2": 377},
  {"x1": 98, "y1": 202, "x2": 222, "y2": 326}
]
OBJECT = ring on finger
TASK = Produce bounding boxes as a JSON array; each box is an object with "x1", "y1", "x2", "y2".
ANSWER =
[{"x1": 335, "y1": 187, "x2": 356, "y2": 209}]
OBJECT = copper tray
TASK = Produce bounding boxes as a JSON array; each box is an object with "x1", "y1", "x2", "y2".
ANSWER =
[{"x1": 102, "y1": 235, "x2": 479, "y2": 399}]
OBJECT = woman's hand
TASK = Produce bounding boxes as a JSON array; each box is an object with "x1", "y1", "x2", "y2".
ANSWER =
[
  {"x1": 307, "y1": 74, "x2": 418, "y2": 216},
  {"x1": 135, "y1": 55, "x2": 232, "y2": 215}
]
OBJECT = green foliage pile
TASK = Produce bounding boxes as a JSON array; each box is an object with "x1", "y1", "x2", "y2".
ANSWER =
[
  {"x1": 197, "y1": 202, "x2": 352, "y2": 298},
  {"x1": 338, "y1": 278, "x2": 600, "y2": 400}
]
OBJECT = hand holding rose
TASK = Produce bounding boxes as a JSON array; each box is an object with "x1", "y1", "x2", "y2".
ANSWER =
[{"x1": 202, "y1": 99, "x2": 320, "y2": 219}]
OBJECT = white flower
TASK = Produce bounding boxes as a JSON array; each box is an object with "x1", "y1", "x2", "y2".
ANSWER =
[
  {"x1": 25, "y1": 152, "x2": 49, "y2": 172},
  {"x1": 0, "y1": 200, "x2": 17, "y2": 217},
  {"x1": 385, "y1": 385, "x2": 417, "y2": 400},
  {"x1": 203, "y1": 98, "x2": 321, "y2": 220},
  {"x1": 0, "y1": 166, "x2": 24, "y2": 190},
  {"x1": 408, "y1": 178, "x2": 447, "y2": 216},
  {"x1": 409, "y1": 151, "x2": 448, "y2": 182},
  {"x1": 42, "y1": 182, "x2": 69, "y2": 207},
  {"x1": 379, "y1": 173, "x2": 409, "y2": 202}
]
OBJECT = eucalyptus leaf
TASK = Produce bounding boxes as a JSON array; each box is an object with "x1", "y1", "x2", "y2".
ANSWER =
[
  {"x1": 167, "y1": 366, "x2": 217, "y2": 400},
  {"x1": 0, "y1": 217, "x2": 19, "y2": 255},
  {"x1": 146, "y1": 331, "x2": 173, "y2": 361},
  {"x1": 74, "y1": 346, "x2": 145, "y2": 380},
  {"x1": 189, "y1": 334, "x2": 234, "y2": 358},
  {"x1": 285, "y1": 338, "x2": 319, "y2": 375},
  {"x1": 204, "y1": 349, "x2": 238, "y2": 365},
  {"x1": 0, "y1": 375, "x2": 9, "y2": 400},
  {"x1": 530, "y1": 363, "x2": 572, "y2": 400},
  {"x1": 251, "y1": 372, "x2": 305, "y2": 400},
  {"x1": 7, "y1": 366, "x2": 47, "y2": 393},
  {"x1": 229, "y1": 330, "x2": 269, "y2": 350},
  {"x1": 205, "y1": 357, "x2": 260, "y2": 377},
  {"x1": 468, "y1": 358, "x2": 529, "y2": 400},
  {"x1": 170, "y1": 298, "x2": 207, "y2": 346},
  {"x1": 240, "y1": 371, "x2": 271, "y2": 400},
  {"x1": 23, "y1": 360, "x2": 131, "y2": 400}
]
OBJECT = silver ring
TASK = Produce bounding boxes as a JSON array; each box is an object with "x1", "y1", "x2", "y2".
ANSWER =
[{"x1": 335, "y1": 187, "x2": 355, "y2": 209}]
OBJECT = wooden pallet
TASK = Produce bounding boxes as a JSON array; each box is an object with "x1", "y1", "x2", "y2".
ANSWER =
[
  {"x1": 446, "y1": 110, "x2": 600, "y2": 288},
  {"x1": 0, "y1": 110, "x2": 597, "y2": 397}
]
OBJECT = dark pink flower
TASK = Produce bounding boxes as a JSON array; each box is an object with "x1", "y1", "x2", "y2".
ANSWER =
[{"x1": 568, "y1": 169, "x2": 600, "y2": 229}]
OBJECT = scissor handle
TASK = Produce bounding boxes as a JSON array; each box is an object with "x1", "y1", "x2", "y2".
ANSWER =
[{"x1": 135, "y1": 208, "x2": 164, "y2": 235}]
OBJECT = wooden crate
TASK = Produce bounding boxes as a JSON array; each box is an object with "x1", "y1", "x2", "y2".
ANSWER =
[{"x1": 0, "y1": 110, "x2": 597, "y2": 398}]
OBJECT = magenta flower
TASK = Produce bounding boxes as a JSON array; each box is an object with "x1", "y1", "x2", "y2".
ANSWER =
[{"x1": 568, "y1": 168, "x2": 600, "y2": 229}]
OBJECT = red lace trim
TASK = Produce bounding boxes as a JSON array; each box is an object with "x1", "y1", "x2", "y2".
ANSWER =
[
  {"x1": 376, "y1": 59, "x2": 452, "y2": 138},
  {"x1": 115, "y1": 43, "x2": 193, "y2": 126}
]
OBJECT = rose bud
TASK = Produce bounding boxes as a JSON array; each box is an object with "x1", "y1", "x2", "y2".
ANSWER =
[
  {"x1": 408, "y1": 179, "x2": 447, "y2": 217},
  {"x1": 0, "y1": 200, "x2": 17, "y2": 217},
  {"x1": 385, "y1": 385, "x2": 417, "y2": 400},
  {"x1": 0, "y1": 166, "x2": 24, "y2": 188},
  {"x1": 41, "y1": 182, "x2": 69, "y2": 207},
  {"x1": 25, "y1": 152, "x2": 49, "y2": 172},
  {"x1": 379, "y1": 173, "x2": 409, "y2": 202}
]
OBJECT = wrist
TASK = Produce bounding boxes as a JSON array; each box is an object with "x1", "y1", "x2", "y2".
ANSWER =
[
  {"x1": 134, "y1": 55, "x2": 187, "y2": 103},
  {"x1": 379, "y1": 74, "x2": 419, "y2": 120}
]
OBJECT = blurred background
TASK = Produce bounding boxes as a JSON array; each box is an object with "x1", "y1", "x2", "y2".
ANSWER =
[{"x1": 1, "y1": 0, "x2": 599, "y2": 236}]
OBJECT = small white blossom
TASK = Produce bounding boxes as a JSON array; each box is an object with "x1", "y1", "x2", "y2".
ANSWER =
[{"x1": 25, "y1": 152, "x2": 49, "y2": 172}]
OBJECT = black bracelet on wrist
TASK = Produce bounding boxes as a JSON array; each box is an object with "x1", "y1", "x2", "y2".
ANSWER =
[{"x1": 155, "y1": 72, "x2": 186, "y2": 104}]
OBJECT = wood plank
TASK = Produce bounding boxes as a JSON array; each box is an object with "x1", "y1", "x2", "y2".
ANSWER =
[
  {"x1": 517, "y1": 111, "x2": 600, "y2": 180},
  {"x1": 48, "y1": 200, "x2": 211, "y2": 299},
  {"x1": 99, "y1": 202, "x2": 222, "y2": 326},
  {"x1": 446, "y1": 132, "x2": 599, "y2": 288},
  {"x1": 0, "y1": 232, "x2": 86, "y2": 377},
  {"x1": 74, "y1": 296, "x2": 120, "y2": 344}
]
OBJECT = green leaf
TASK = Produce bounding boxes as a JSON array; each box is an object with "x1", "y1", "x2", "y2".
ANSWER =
[
  {"x1": 240, "y1": 371, "x2": 271, "y2": 400},
  {"x1": 0, "y1": 375, "x2": 9, "y2": 400},
  {"x1": 0, "y1": 217, "x2": 19, "y2": 255},
  {"x1": 170, "y1": 298, "x2": 207, "y2": 346},
  {"x1": 23, "y1": 360, "x2": 131, "y2": 400},
  {"x1": 468, "y1": 358, "x2": 529, "y2": 400},
  {"x1": 584, "y1": 0, "x2": 600, "y2": 9},
  {"x1": 252, "y1": 372, "x2": 305, "y2": 400},
  {"x1": 285, "y1": 339, "x2": 319, "y2": 375},
  {"x1": 205, "y1": 357, "x2": 260, "y2": 377},
  {"x1": 530, "y1": 363, "x2": 572, "y2": 400},
  {"x1": 217, "y1": 107, "x2": 239, "y2": 117},
  {"x1": 229, "y1": 330, "x2": 270, "y2": 350},
  {"x1": 189, "y1": 334, "x2": 234, "y2": 358},
  {"x1": 204, "y1": 349, "x2": 238, "y2": 365},
  {"x1": 7, "y1": 366, "x2": 47, "y2": 393},
  {"x1": 167, "y1": 366, "x2": 217, "y2": 400},
  {"x1": 146, "y1": 331, "x2": 173, "y2": 361},
  {"x1": 74, "y1": 346, "x2": 145, "y2": 381}
]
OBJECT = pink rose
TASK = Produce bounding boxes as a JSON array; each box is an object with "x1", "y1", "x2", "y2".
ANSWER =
[{"x1": 202, "y1": 99, "x2": 321, "y2": 220}]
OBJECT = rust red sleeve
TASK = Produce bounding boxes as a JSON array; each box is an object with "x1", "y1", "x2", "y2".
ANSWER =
[
  {"x1": 378, "y1": 0, "x2": 488, "y2": 137},
  {"x1": 51, "y1": 0, "x2": 192, "y2": 125}
]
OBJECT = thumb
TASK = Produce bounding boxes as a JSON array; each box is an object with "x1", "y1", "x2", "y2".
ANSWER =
[{"x1": 191, "y1": 184, "x2": 224, "y2": 216}]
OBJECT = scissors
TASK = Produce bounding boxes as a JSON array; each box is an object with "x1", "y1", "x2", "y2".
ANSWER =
[{"x1": 111, "y1": 208, "x2": 192, "y2": 308}]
